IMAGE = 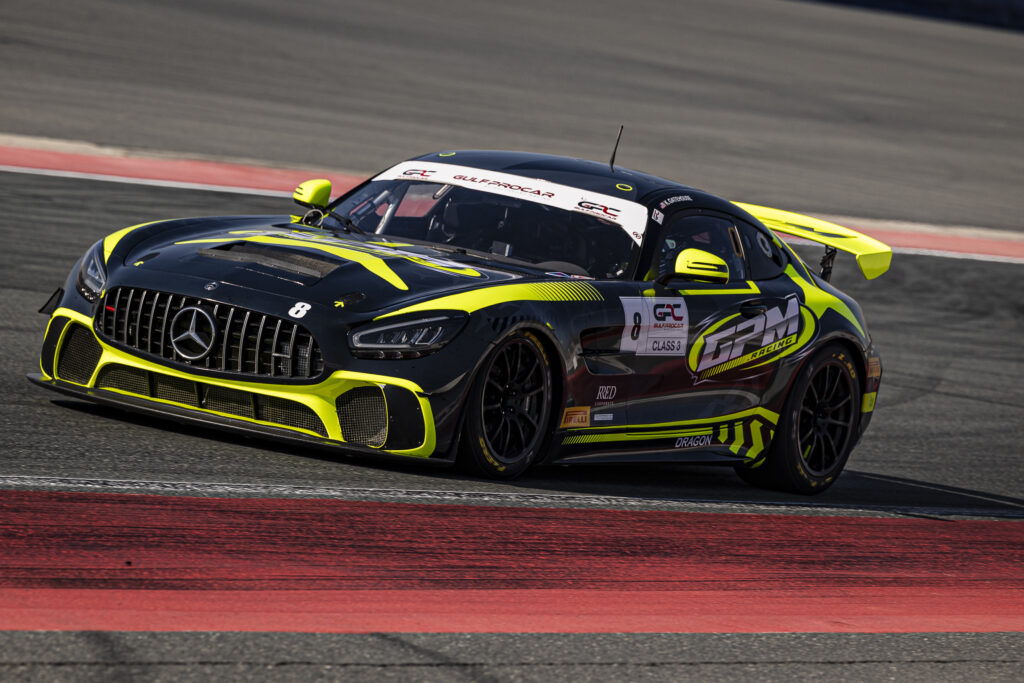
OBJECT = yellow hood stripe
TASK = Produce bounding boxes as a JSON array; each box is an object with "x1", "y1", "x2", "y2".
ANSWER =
[
  {"x1": 377, "y1": 281, "x2": 602, "y2": 319},
  {"x1": 103, "y1": 221, "x2": 160, "y2": 263}
]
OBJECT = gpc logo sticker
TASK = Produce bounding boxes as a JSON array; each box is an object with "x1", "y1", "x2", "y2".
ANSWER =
[
  {"x1": 619, "y1": 297, "x2": 688, "y2": 356},
  {"x1": 576, "y1": 201, "x2": 621, "y2": 219},
  {"x1": 653, "y1": 303, "x2": 685, "y2": 322},
  {"x1": 402, "y1": 169, "x2": 436, "y2": 178}
]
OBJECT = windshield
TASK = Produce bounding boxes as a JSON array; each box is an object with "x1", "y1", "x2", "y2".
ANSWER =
[{"x1": 328, "y1": 178, "x2": 640, "y2": 279}]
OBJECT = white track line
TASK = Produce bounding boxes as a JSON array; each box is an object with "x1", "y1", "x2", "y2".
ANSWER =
[
  {"x1": 888, "y1": 246, "x2": 1024, "y2": 264},
  {"x1": 784, "y1": 235, "x2": 1024, "y2": 265},
  {"x1": 0, "y1": 164, "x2": 292, "y2": 197},
  {"x1": 3, "y1": 163, "x2": 1022, "y2": 265}
]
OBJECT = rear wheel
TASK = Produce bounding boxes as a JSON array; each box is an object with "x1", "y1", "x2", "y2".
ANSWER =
[
  {"x1": 460, "y1": 330, "x2": 553, "y2": 479},
  {"x1": 736, "y1": 343, "x2": 861, "y2": 494}
]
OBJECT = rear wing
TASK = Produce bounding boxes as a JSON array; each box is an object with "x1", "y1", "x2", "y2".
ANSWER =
[{"x1": 734, "y1": 202, "x2": 892, "y2": 280}]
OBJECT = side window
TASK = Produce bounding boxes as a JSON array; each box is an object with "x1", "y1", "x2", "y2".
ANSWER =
[
  {"x1": 736, "y1": 220, "x2": 787, "y2": 280},
  {"x1": 653, "y1": 214, "x2": 746, "y2": 281}
]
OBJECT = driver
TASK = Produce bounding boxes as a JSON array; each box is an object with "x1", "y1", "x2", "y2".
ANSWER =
[{"x1": 651, "y1": 215, "x2": 744, "y2": 280}]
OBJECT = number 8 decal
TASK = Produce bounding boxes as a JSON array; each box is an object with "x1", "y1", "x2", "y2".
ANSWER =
[
  {"x1": 289, "y1": 302, "x2": 311, "y2": 318},
  {"x1": 630, "y1": 311, "x2": 642, "y2": 340}
]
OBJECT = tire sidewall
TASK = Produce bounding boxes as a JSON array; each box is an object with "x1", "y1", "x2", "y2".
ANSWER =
[
  {"x1": 463, "y1": 329, "x2": 554, "y2": 479},
  {"x1": 775, "y1": 343, "x2": 862, "y2": 494}
]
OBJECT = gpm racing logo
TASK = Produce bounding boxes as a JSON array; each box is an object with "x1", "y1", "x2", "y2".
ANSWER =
[{"x1": 688, "y1": 295, "x2": 816, "y2": 380}]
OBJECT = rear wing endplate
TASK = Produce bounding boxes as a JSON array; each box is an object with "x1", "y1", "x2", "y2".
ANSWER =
[{"x1": 734, "y1": 202, "x2": 892, "y2": 280}]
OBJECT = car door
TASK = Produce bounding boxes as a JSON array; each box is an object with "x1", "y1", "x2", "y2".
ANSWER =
[{"x1": 622, "y1": 209, "x2": 768, "y2": 427}]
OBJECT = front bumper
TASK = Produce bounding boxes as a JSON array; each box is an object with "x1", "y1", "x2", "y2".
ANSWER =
[{"x1": 32, "y1": 308, "x2": 440, "y2": 459}]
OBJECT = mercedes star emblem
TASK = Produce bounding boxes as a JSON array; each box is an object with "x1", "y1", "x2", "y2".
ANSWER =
[{"x1": 169, "y1": 306, "x2": 217, "y2": 361}]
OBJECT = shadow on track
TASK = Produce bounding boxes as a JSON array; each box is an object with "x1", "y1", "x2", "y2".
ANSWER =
[
  {"x1": 49, "y1": 398, "x2": 1024, "y2": 520},
  {"x1": 797, "y1": 0, "x2": 1024, "y2": 32},
  {"x1": 8, "y1": 177, "x2": 1022, "y2": 519}
]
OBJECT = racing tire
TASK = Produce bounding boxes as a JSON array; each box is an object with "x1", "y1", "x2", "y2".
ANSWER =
[
  {"x1": 736, "y1": 343, "x2": 861, "y2": 495},
  {"x1": 460, "y1": 330, "x2": 554, "y2": 479}
]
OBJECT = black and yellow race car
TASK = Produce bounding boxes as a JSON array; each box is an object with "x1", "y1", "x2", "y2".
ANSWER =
[{"x1": 29, "y1": 150, "x2": 890, "y2": 494}]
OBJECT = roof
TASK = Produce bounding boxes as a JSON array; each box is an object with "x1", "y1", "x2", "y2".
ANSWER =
[{"x1": 412, "y1": 150, "x2": 695, "y2": 202}]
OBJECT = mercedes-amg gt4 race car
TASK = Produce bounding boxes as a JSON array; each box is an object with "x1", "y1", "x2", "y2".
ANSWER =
[{"x1": 30, "y1": 150, "x2": 890, "y2": 493}]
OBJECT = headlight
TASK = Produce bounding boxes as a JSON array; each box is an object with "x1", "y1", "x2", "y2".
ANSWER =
[
  {"x1": 76, "y1": 241, "x2": 107, "y2": 302},
  {"x1": 349, "y1": 314, "x2": 467, "y2": 359}
]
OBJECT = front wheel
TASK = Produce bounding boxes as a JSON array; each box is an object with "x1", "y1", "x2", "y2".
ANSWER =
[
  {"x1": 460, "y1": 330, "x2": 554, "y2": 479},
  {"x1": 737, "y1": 343, "x2": 861, "y2": 494}
]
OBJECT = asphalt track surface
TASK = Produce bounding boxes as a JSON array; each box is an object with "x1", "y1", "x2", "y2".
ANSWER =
[
  {"x1": 3, "y1": 163, "x2": 1024, "y2": 682},
  {"x1": 1, "y1": 0, "x2": 1023, "y2": 231},
  {"x1": 2, "y1": 0, "x2": 1024, "y2": 680}
]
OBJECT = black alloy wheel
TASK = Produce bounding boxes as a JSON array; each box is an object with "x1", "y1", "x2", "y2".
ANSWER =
[
  {"x1": 462, "y1": 330, "x2": 553, "y2": 479},
  {"x1": 797, "y1": 360, "x2": 857, "y2": 477},
  {"x1": 736, "y1": 343, "x2": 861, "y2": 494}
]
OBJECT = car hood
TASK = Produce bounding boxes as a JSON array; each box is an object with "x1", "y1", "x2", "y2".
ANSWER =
[{"x1": 117, "y1": 218, "x2": 526, "y2": 314}]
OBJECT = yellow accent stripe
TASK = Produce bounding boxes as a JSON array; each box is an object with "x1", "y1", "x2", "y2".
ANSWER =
[
  {"x1": 103, "y1": 221, "x2": 159, "y2": 263},
  {"x1": 862, "y1": 391, "x2": 877, "y2": 413},
  {"x1": 38, "y1": 314, "x2": 65, "y2": 379},
  {"x1": 571, "y1": 406, "x2": 780, "y2": 432},
  {"x1": 398, "y1": 255, "x2": 481, "y2": 278},
  {"x1": 562, "y1": 426, "x2": 712, "y2": 446},
  {"x1": 377, "y1": 281, "x2": 603, "y2": 319},
  {"x1": 101, "y1": 386, "x2": 326, "y2": 438},
  {"x1": 673, "y1": 281, "x2": 760, "y2": 296},
  {"x1": 699, "y1": 334, "x2": 798, "y2": 380},
  {"x1": 45, "y1": 309, "x2": 437, "y2": 457},
  {"x1": 786, "y1": 264, "x2": 865, "y2": 336},
  {"x1": 729, "y1": 421, "x2": 744, "y2": 454},
  {"x1": 559, "y1": 408, "x2": 781, "y2": 457},
  {"x1": 746, "y1": 419, "x2": 765, "y2": 460},
  {"x1": 177, "y1": 235, "x2": 409, "y2": 290}
]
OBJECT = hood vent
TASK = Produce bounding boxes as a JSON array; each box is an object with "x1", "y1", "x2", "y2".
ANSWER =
[{"x1": 199, "y1": 242, "x2": 340, "y2": 279}]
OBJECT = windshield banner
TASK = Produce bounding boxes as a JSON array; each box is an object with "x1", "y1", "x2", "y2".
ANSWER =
[{"x1": 374, "y1": 161, "x2": 648, "y2": 245}]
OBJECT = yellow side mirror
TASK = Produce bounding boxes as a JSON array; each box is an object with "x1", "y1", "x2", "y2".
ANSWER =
[
  {"x1": 293, "y1": 179, "x2": 332, "y2": 209},
  {"x1": 668, "y1": 248, "x2": 730, "y2": 284}
]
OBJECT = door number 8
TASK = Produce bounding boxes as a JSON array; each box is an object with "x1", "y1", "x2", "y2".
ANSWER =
[{"x1": 289, "y1": 302, "x2": 311, "y2": 318}]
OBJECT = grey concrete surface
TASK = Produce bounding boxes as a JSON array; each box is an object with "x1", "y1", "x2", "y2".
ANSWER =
[
  {"x1": 0, "y1": 632, "x2": 1022, "y2": 682},
  {"x1": 1, "y1": 0, "x2": 1022, "y2": 230}
]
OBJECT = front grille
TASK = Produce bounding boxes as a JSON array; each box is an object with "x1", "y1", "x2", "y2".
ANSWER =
[
  {"x1": 97, "y1": 364, "x2": 149, "y2": 395},
  {"x1": 258, "y1": 395, "x2": 326, "y2": 436},
  {"x1": 96, "y1": 287, "x2": 324, "y2": 380},
  {"x1": 56, "y1": 324, "x2": 103, "y2": 385},
  {"x1": 152, "y1": 373, "x2": 199, "y2": 407},
  {"x1": 95, "y1": 364, "x2": 327, "y2": 436},
  {"x1": 203, "y1": 385, "x2": 254, "y2": 419},
  {"x1": 336, "y1": 386, "x2": 387, "y2": 447}
]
